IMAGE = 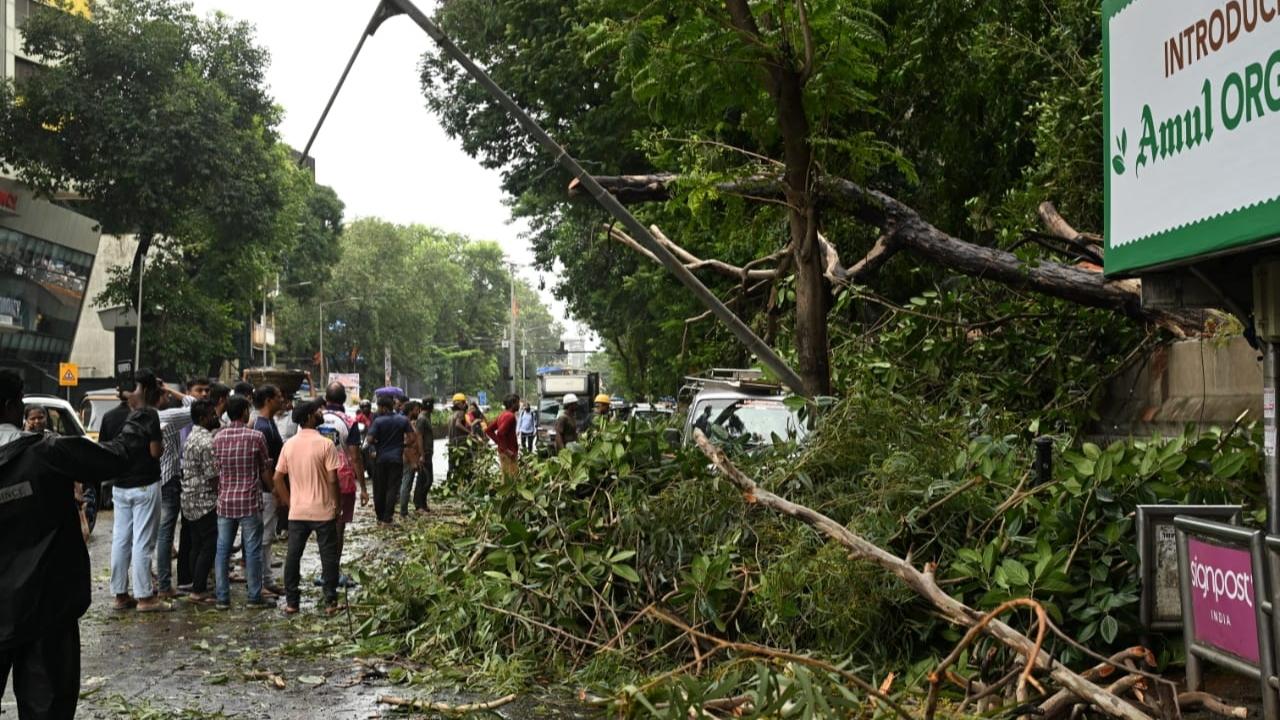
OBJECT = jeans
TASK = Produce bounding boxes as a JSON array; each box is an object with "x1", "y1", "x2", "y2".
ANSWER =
[
  {"x1": 187, "y1": 510, "x2": 217, "y2": 594},
  {"x1": 398, "y1": 464, "x2": 433, "y2": 515},
  {"x1": 110, "y1": 483, "x2": 160, "y2": 598},
  {"x1": 261, "y1": 492, "x2": 277, "y2": 585},
  {"x1": 372, "y1": 461, "x2": 402, "y2": 522},
  {"x1": 284, "y1": 519, "x2": 340, "y2": 609},
  {"x1": 215, "y1": 514, "x2": 264, "y2": 604},
  {"x1": 0, "y1": 621, "x2": 79, "y2": 720},
  {"x1": 156, "y1": 481, "x2": 181, "y2": 591}
]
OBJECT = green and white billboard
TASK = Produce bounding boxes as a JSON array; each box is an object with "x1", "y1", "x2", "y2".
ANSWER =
[{"x1": 1105, "y1": 0, "x2": 1280, "y2": 275}]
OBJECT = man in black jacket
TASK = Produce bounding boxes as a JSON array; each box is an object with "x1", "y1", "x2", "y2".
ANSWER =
[{"x1": 0, "y1": 370, "x2": 150, "y2": 718}]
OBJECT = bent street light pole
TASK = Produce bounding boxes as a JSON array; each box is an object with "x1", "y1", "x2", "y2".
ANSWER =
[{"x1": 303, "y1": 0, "x2": 806, "y2": 395}]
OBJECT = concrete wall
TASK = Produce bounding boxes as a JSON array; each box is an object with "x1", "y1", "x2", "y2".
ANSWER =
[
  {"x1": 69, "y1": 234, "x2": 136, "y2": 379},
  {"x1": 1094, "y1": 336, "x2": 1263, "y2": 439}
]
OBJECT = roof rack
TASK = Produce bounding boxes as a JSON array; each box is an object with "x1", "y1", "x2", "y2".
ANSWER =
[{"x1": 678, "y1": 368, "x2": 782, "y2": 403}]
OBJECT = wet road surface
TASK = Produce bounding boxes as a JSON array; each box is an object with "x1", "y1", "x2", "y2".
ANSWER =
[{"x1": 1, "y1": 440, "x2": 595, "y2": 719}]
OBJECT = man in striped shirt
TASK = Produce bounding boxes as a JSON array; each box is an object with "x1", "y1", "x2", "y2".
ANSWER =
[{"x1": 212, "y1": 396, "x2": 273, "y2": 610}]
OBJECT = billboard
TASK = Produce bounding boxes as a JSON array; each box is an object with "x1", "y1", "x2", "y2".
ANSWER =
[
  {"x1": 328, "y1": 372, "x2": 361, "y2": 403},
  {"x1": 1104, "y1": 0, "x2": 1280, "y2": 275}
]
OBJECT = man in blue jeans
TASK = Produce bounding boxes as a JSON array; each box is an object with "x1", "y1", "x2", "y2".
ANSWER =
[{"x1": 211, "y1": 396, "x2": 273, "y2": 610}]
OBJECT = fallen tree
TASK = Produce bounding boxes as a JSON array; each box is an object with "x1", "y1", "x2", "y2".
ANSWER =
[
  {"x1": 571, "y1": 174, "x2": 1215, "y2": 338},
  {"x1": 692, "y1": 428, "x2": 1243, "y2": 719}
]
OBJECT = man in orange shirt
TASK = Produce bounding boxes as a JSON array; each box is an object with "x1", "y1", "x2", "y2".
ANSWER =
[{"x1": 272, "y1": 400, "x2": 342, "y2": 615}]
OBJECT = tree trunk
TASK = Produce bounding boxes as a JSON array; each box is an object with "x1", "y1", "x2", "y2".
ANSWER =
[{"x1": 724, "y1": 0, "x2": 830, "y2": 395}]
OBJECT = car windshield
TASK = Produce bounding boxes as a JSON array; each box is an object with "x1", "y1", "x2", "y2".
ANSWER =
[
  {"x1": 538, "y1": 400, "x2": 561, "y2": 425},
  {"x1": 26, "y1": 403, "x2": 83, "y2": 437},
  {"x1": 82, "y1": 397, "x2": 118, "y2": 432},
  {"x1": 691, "y1": 397, "x2": 805, "y2": 445}
]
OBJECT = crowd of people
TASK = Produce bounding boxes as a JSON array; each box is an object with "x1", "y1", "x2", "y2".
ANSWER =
[{"x1": 0, "y1": 366, "x2": 622, "y2": 718}]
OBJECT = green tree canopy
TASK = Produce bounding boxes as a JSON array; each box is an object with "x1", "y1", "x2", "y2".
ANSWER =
[{"x1": 274, "y1": 218, "x2": 562, "y2": 401}]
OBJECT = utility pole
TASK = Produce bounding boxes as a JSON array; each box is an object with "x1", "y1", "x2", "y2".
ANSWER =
[{"x1": 509, "y1": 263, "x2": 518, "y2": 396}]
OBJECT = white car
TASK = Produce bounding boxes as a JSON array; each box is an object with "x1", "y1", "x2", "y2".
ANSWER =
[{"x1": 23, "y1": 395, "x2": 88, "y2": 438}]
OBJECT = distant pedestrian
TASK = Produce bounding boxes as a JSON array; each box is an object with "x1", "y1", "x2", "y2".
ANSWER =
[
  {"x1": 412, "y1": 397, "x2": 435, "y2": 511},
  {"x1": 0, "y1": 369, "x2": 151, "y2": 720},
  {"x1": 274, "y1": 400, "x2": 342, "y2": 614},
  {"x1": 367, "y1": 395, "x2": 411, "y2": 524},
  {"x1": 155, "y1": 383, "x2": 194, "y2": 600},
  {"x1": 212, "y1": 396, "x2": 273, "y2": 610},
  {"x1": 252, "y1": 385, "x2": 285, "y2": 596},
  {"x1": 517, "y1": 401, "x2": 537, "y2": 454},
  {"x1": 446, "y1": 394, "x2": 470, "y2": 487},
  {"x1": 180, "y1": 400, "x2": 221, "y2": 604},
  {"x1": 398, "y1": 401, "x2": 425, "y2": 517},
  {"x1": 319, "y1": 382, "x2": 366, "y2": 573},
  {"x1": 553, "y1": 393, "x2": 580, "y2": 452},
  {"x1": 105, "y1": 369, "x2": 168, "y2": 612},
  {"x1": 486, "y1": 394, "x2": 520, "y2": 477}
]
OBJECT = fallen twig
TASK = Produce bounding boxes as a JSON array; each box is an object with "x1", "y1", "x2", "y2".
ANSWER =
[
  {"x1": 241, "y1": 670, "x2": 286, "y2": 689},
  {"x1": 925, "y1": 598, "x2": 1047, "y2": 720},
  {"x1": 693, "y1": 429, "x2": 1150, "y2": 720},
  {"x1": 1177, "y1": 691, "x2": 1249, "y2": 718},
  {"x1": 377, "y1": 693, "x2": 517, "y2": 714},
  {"x1": 649, "y1": 607, "x2": 915, "y2": 720}
]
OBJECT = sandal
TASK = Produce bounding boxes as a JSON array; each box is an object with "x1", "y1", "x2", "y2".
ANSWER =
[
  {"x1": 283, "y1": 605, "x2": 299, "y2": 615},
  {"x1": 112, "y1": 597, "x2": 138, "y2": 611}
]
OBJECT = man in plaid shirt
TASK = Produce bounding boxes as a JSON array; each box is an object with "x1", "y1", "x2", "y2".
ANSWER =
[{"x1": 212, "y1": 396, "x2": 274, "y2": 609}]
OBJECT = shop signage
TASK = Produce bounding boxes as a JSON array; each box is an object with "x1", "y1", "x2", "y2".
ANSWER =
[
  {"x1": 1104, "y1": 0, "x2": 1280, "y2": 274},
  {"x1": 1186, "y1": 535, "x2": 1259, "y2": 661},
  {"x1": 0, "y1": 190, "x2": 17, "y2": 215}
]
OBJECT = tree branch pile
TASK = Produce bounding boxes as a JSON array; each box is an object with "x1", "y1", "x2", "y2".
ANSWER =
[
  {"x1": 571, "y1": 174, "x2": 1216, "y2": 337},
  {"x1": 692, "y1": 429, "x2": 1245, "y2": 719}
]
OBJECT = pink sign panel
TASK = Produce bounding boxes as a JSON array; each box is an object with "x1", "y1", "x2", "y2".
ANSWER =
[{"x1": 1187, "y1": 537, "x2": 1259, "y2": 664}]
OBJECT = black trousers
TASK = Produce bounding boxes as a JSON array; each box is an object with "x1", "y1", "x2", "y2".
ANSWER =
[
  {"x1": 187, "y1": 510, "x2": 218, "y2": 594},
  {"x1": 414, "y1": 457, "x2": 433, "y2": 509},
  {"x1": 520, "y1": 433, "x2": 535, "y2": 453},
  {"x1": 176, "y1": 514, "x2": 192, "y2": 587},
  {"x1": 372, "y1": 461, "x2": 402, "y2": 523},
  {"x1": 284, "y1": 519, "x2": 339, "y2": 609},
  {"x1": 0, "y1": 621, "x2": 79, "y2": 720}
]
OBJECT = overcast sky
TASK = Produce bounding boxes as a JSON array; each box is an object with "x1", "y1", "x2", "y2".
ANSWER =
[{"x1": 186, "y1": 0, "x2": 595, "y2": 344}]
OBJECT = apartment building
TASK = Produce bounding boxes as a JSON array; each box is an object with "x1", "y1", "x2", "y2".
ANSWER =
[{"x1": 0, "y1": 0, "x2": 111, "y2": 396}]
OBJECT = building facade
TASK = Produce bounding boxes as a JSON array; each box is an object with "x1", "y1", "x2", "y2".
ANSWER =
[{"x1": 1, "y1": 0, "x2": 108, "y2": 396}]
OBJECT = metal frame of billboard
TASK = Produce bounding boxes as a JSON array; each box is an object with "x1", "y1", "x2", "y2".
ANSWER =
[
  {"x1": 1175, "y1": 516, "x2": 1276, "y2": 720},
  {"x1": 1138, "y1": 505, "x2": 1243, "y2": 631}
]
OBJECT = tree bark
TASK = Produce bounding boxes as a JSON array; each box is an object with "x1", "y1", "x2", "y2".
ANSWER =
[
  {"x1": 572, "y1": 173, "x2": 1212, "y2": 337},
  {"x1": 723, "y1": 0, "x2": 831, "y2": 396}
]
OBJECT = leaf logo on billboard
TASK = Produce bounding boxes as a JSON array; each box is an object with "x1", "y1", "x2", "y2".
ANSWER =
[{"x1": 1112, "y1": 129, "x2": 1128, "y2": 176}]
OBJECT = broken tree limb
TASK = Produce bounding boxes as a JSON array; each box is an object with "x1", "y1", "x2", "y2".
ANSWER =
[
  {"x1": 574, "y1": 173, "x2": 1212, "y2": 337},
  {"x1": 377, "y1": 693, "x2": 518, "y2": 714},
  {"x1": 606, "y1": 225, "x2": 779, "y2": 282},
  {"x1": 692, "y1": 429, "x2": 1150, "y2": 720}
]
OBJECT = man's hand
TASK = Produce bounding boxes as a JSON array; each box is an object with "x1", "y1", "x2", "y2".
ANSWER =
[{"x1": 359, "y1": 487, "x2": 369, "y2": 507}]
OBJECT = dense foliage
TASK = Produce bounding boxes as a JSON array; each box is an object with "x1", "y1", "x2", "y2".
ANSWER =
[{"x1": 272, "y1": 218, "x2": 563, "y2": 398}]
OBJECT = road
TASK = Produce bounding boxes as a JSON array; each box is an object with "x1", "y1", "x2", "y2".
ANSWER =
[{"x1": 0, "y1": 441, "x2": 455, "y2": 719}]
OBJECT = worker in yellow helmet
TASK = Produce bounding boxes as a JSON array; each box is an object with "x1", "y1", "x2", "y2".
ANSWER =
[
  {"x1": 446, "y1": 393, "x2": 470, "y2": 487},
  {"x1": 593, "y1": 393, "x2": 612, "y2": 419}
]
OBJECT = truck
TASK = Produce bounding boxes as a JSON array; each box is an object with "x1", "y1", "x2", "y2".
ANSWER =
[{"x1": 536, "y1": 368, "x2": 601, "y2": 451}]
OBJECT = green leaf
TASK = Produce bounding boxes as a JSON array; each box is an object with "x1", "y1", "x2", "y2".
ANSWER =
[
  {"x1": 1000, "y1": 559, "x2": 1030, "y2": 588},
  {"x1": 611, "y1": 563, "x2": 641, "y2": 583},
  {"x1": 1099, "y1": 615, "x2": 1119, "y2": 644}
]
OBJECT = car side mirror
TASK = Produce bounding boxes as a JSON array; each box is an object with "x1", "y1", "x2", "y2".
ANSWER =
[{"x1": 663, "y1": 427, "x2": 682, "y2": 448}]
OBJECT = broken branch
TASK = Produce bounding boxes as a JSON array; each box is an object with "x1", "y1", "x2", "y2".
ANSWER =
[
  {"x1": 377, "y1": 694, "x2": 518, "y2": 714},
  {"x1": 693, "y1": 429, "x2": 1150, "y2": 720}
]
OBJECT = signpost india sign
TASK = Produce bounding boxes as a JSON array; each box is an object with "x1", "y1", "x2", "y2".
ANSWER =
[
  {"x1": 1186, "y1": 536, "x2": 1260, "y2": 662},
  {"x1": 1104, "y1": 0, "x2": 1280, "y2": 275}
]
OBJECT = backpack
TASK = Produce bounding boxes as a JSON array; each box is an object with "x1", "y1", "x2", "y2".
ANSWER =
[{"x1": 319, "y1": 409, "x2": 358, "y2": 494}]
